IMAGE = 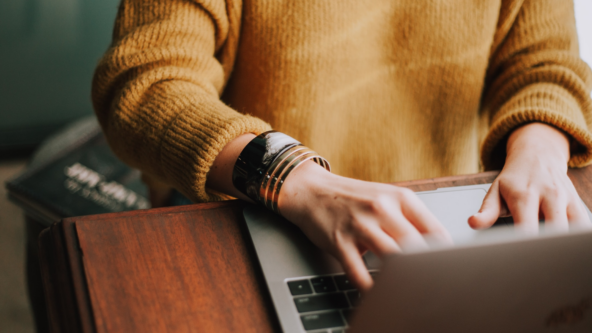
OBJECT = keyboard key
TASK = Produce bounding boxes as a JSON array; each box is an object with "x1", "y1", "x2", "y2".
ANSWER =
[
  {"x1": 294, "y1": 293, "x2": 349, "y2": 313},
  {"x1": 300, "y1": 311, "x2": 344, "y2": 330},
  {"x1": 333, "y1": 274, "x2": 355, "y2": 291},
  {"x1": 346, "y1": 291, "x2": 361, "y2": 307},
  {"x1": 342, "y1": 309, "x2": 354, "y2": 325},
  {"x1": 310, "y1": 276, "x2": 337, "y2": 293},
  {"x1": 288, "y1": 279, "x2": 313, "y2": 295}
]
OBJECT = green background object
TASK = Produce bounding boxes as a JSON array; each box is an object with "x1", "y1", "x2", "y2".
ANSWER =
[{"x1": 0, "y1": 0, "x2": 119, "y2": 154}]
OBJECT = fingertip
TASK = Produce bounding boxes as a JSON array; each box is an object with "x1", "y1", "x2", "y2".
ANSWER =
[
  {"x1": 345, "y1": 263, "x2": 373, "y2": 292},
  {"x1": 468, "y1": 212, "x2": 491, "y2": 230},
  {"x1": 423, "y1": 229, "x2": 454, "y2": 248},
  {"x1": 439, "y1": 230, "x2": 454, "y2": 245},
  {"x1": 428, "y1": 227, "x2": 453, "y2": 244},
  {"x1": 397, "y1": 234, "x2": 429, "y2": 252},
  {"x1": 337, "y1": 244, "x2": 374, "y2": 292},
  {"x1": 355, "y1": 272, "x2": 374, "y2": 293},
  {"x1": 468, "y1": 213, "x2": 480, "y2": 229},
  {"x1": 515, "y1": 222, "x2": 539, "y2": 236},
  {"x1": 470, "y1": 181, "x2": 502, "y2": 229},
  {"x1": 567, "y1": 201, "x2": 592, "y2": 227}
]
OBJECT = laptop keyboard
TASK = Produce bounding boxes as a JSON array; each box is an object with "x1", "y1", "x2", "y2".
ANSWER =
[{"x1": 286, "y1": 272, "x2": 378, "y2": 332}]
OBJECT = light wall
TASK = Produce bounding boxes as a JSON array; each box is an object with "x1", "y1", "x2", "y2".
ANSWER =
[{"x1": 575, "y1": 0, "x2": 592, "y2": 97}]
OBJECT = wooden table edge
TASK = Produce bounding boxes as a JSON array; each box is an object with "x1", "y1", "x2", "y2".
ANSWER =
[{"x1": 39, "y1": 167, "x2": 592, "y2": 333}]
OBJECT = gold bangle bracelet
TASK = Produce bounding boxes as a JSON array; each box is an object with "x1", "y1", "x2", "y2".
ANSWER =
[
  {"x1": 259, "y1": 146, "x2": 310, "y2": 207},
  {"x1": 261, "y1": 148, "x2": 315, "y2": 210},
  {"x1": 258, "y1": 147, "x2": 330, "y2": 213},
  {"x1": 267, "y1": 150, "x2": 318, "y2": 211}
]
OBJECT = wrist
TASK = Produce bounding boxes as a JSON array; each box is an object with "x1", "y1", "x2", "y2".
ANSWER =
[
  {"x1": 228, "y1": 131, "x2": 331, "y2": 212},
  {"x1": 277, "y1": 160, "x2": 334, "y2": 220},
  {"x1": 506, "y1": 123, "x2": 570, "y2": 164},
  {"x1": 206, "y1": 133, "x2": 257, "y2": 202}
]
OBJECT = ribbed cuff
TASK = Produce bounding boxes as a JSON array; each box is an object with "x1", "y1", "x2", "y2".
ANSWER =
[
  {"x1": 160, "y1": 97, "x2": 272, "y2": 203},
  {"x1": 481, "y1": 83, "x2": 592, "y2": 170}
]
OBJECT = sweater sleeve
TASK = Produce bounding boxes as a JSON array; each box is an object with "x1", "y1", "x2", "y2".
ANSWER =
[
  {"x1": 480, "y1": 0, "x2": 592, "y2": 170},
  {"x1": 91, "y1": 0, "x2": 271, "y2": 203}
]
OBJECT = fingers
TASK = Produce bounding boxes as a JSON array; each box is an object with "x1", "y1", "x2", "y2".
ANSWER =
[
  {"x1": 540, "y1": 193, "x2": 568, "y2": 232},
  {"x1": 335, "y1": 237, "x2": 373, "y2": 292},
  {"x1": 368, "y1": 193, "x2": 434, "y2": 251},
  {"x1": 356, "y1": 223, "x2": 401, "y2": 257},
  {"x1": 567, "y1": 199, "x2": 592, "y2": 229},
  {"x1": 496, "y1": 174, "x2": 587, "y2": 232},
  {"x1": 398, "y1": 190, "x2": 453, "y2": 244},
  {"x1": 504, "y1": 189, "x2": 540, "y2": 233},
  {"x1": 469, "y1": 181, "x2": 502, "y2": 230},
  {"x1": 379, "y1": 209, "x2": 431, "y2": 251},
  {"x1": 339, "y1": 192, "x2": 438, "y2": 291}
]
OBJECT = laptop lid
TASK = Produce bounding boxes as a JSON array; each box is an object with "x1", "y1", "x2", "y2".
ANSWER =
[{"x1": 349, "y1": 227, "x2": 592, "y2": 333}]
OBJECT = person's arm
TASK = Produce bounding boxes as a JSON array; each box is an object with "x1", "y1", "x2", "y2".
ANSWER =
[
  {"x1": 206, "y1": 134, "x2": 452, "y2": 291},
  {"x1": 470, "y1": 0, "x2": 592, "y2": 230},
  {"x1": 94, "y1": 0, "x2": 450, "y2": 292},
  {"x1": 92, "y1": 0, "x2": 271, "y2": 204}
]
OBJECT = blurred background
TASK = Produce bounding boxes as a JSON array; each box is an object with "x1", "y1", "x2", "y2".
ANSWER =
[
  {"x1": 0, "y1": 0, "x2": 119, "y2": 332},
  {"x1": 0, "y1": 1, "x2": 591, "y2": 332},
  {"x1": 0, "y1": 0, "x2": 120, "y2": 157}
]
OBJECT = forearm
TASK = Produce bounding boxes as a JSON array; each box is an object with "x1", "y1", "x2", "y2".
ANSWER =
[
  {"x1": 92, "y1": 0, "x2": 272, "y2": 203},
  {"x1": 479, "y1": 0, "x2": 592, "y2": 170}
]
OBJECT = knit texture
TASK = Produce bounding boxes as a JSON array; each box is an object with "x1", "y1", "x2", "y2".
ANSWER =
[{"x1": 92, "y1": 0, "x2": 592, "y2": 203}]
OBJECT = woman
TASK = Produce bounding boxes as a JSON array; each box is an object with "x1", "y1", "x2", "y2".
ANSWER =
[{"x1": 92, "y1": 0, "x2": 592, "y2": 291}]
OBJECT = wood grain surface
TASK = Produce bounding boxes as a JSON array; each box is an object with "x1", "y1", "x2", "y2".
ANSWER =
[
  {"x1": 39, "y1": 168, "x2": 592, "y2": 333},
  {"x1": 73, "y1": 202, "x2": 280, "y2": 333}
]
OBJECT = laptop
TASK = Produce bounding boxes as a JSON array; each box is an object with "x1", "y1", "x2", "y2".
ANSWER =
[{"x1": 243, "y1": 184, "x2": 592, "y2": 333}]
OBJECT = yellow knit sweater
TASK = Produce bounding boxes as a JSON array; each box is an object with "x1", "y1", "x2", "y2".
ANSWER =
[{"x1": 92, "y1": 0, "x2": 592, "y2": 203}]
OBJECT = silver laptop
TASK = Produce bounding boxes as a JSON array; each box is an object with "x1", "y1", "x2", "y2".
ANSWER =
[{"x1": 243, "y1": 184, "x2": 592, "y2": 333}]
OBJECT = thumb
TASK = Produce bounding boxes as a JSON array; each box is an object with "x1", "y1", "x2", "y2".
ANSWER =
[{"x1": 469, "y1": 181, "x2": 502, "y2": 229}]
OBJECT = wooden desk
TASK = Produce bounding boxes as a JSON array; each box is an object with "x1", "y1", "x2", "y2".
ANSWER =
[{"x1": 38, "y1": 169, "x2": 592, "y2": 333}]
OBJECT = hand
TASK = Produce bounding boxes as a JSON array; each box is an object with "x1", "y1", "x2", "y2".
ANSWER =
[
  {"x1": 469, "y1": 123, "x2": 592, "y2": 233},
  {"x1": 278, "y1": 161, "x2": 452, "y2": 292}
]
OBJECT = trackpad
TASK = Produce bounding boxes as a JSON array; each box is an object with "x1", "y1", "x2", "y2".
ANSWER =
[{"x1": 417, "y1": 188, "x2": 487, "y2": 243}]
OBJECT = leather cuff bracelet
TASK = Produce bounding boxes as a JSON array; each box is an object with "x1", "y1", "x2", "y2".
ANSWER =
[{"x1": 232, "y1": 131, "x2": 330, "y2": 213}]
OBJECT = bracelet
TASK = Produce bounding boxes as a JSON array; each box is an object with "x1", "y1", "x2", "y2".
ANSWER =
[
  {"x1": 232, "y1": 131, "x2": 330, "y2": 213},
  {"x1": 232, "y1": 131, "x2": 301, "y2": 200},
  {"x1": 260, "y1": 147, "x2": 328, "y2": 214}
]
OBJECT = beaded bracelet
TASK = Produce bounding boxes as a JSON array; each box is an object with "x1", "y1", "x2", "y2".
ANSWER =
[{"x1": 232, "y1": 131, "x2": 330, "y2": 213}]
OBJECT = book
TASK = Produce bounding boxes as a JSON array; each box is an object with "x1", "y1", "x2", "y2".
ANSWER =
[{"x1": 6, "y1": 117, "x2": 151, "y2": 226}]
